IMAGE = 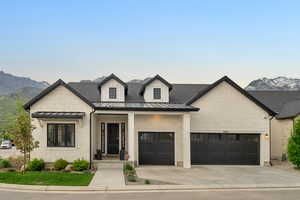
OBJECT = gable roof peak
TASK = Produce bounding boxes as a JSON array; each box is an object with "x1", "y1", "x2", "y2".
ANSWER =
[
  {"x1": 24, "y1": 78, "x2": 94, "y2": 110},
  {"x1": 186, "y1": 75, "x2": 276, "y2": 116},
  {"x1": 139, "y1": 74, "x2": 173, "y2": 95},
  {"x1": 98, "y1": 73, "x2": 128, "y2": 91}
]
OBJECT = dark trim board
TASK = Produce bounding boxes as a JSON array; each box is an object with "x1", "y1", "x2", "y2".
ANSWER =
[
  {"x1": 186, "y1": 76, "x2": 276, "y2": 116},
  {"x1": 24, "y1": 79, "x2": 95, "y2": 110},
  {"x1": 191, "y1": 133, "x2": 260, "y2": 165},
  {"x1": 139, "y1": 74, "x2": 173, "y2": 95},
  {"x1": 138, "y1": 132, "x2": 175, "y2": 165},
  {"x1": 98, "y1": 73, "x2": 128, "y2": 94}
]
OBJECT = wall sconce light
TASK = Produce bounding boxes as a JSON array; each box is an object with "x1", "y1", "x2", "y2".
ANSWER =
[{"x1": 264, "y1": 133, "x2": 269, "y2": 139}]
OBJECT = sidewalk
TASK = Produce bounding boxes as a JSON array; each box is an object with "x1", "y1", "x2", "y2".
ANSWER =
[{"x1": 88, "y1": 162, "x2": 125, "y2": 188}]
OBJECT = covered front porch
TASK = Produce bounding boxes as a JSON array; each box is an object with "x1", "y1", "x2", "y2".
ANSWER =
[{"x1": 91, "y1": 110, "x2": 192, "y2": 168}]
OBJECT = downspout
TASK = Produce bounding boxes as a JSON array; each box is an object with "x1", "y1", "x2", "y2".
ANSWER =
[
  {"x1": 89, "y1": 109, "x2": 96, "y2": 169},
  {"x1": 269, "y1": 116, "x2": 274, "y2": 166}
]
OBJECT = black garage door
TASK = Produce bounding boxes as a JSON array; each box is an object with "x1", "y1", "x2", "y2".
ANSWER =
[
  {"x1": 139, "y1": 132, "x2": 174, "y2": 165},
  {"x1": 191, "y1": 133, "x2": 260, "y2": 165}
]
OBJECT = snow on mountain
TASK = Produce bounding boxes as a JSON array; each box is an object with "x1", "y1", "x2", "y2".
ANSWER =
[{"x1": 246, "y1": 76, "x2": 300, "y2": 91}]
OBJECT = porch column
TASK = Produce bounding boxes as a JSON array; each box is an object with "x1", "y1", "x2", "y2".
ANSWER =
[
  {"x1": 182, "y1": 113, "x2": 191, "y2": 168},
  {"x1": 128, "y1": 112, "x2": 135, "y2": 163}
]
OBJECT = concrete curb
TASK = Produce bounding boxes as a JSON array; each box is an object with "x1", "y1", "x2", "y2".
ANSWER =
[{"x1": 1, "y1": 183, "x2": 300, "y2": 192}]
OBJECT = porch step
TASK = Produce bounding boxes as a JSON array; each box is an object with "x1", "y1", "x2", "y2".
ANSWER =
[{"x1": 94, "y1": 160, "x2": 125, "y2": 169}]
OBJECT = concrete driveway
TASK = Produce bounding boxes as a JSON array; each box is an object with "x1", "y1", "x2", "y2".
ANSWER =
[{"x1": 136, "y1": 165, "x2": 300, "y2": 186}]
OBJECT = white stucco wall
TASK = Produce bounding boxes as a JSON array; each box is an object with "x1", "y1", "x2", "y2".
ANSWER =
[
  {"x1": 100, "y1": 79, "x2": 125, "y2": 102},
  {"x1": 134, "y1": 114, "x2": 183, "y2": 166},
  {"x1": 271, "y1": 118, "x2": 293, "y2": 160},
  {"x1": 143, "y1": 80, "x2": 169, "y2": 102},
  {"x1": 30, "y1": 85, "x2": 93, "y2": 163},
  {"x1": 190, "y1": 81, "x2": 271, "y2": 165}
]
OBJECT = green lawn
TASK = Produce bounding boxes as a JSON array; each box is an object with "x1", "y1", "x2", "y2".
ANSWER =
[{"x1": 0, "y1": 171, "x2": 94, "y2": 186}]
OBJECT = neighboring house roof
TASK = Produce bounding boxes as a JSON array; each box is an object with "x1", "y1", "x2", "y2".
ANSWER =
[
  {"x1": 276, "y1": 100, "x2": 300, "y2": 119},
  {"x1": 97, "y1": 73, "x2": 128, "y2": 94},
  {"x1": 186, "y1": 76, "x2": 276, "y2": 116},
  {"x1": 31, "y1": 112, "x2": 85, "y2": 119},
  {"x1": 93, "y1": 102, "x2": 199, "y2": 112},
  {"x1": 23, "y1": 79, "x2": 95, "y2": 110},
  {"x1": 250, "y1": 90, "x2": 300, "y2": 119},
  {"x1": 139, "y1": 75, "x2": 173, "y2": 95}
]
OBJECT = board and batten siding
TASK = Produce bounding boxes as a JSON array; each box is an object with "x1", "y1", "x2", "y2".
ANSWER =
[
  {"x1": 100, "y1": 79, "x2": 125, "y2": 102},
  {"x1": 30, "y1": 85, "x2": 93, "y2": 162},
  {"x1": 143, "y1": 79, "x2": 169, "y2": 103},
  {"x1": 190, "y1": 81, "x2": 271, "y2": 166}
]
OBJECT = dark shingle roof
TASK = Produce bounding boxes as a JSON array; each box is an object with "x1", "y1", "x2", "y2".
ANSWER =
[
  {"x1": 68, "y1": 82, "x2": 210, "y2": 104},
  {"x1": 249, "y1": 90, "x2": 300, "y2": 119},
  {"x1": 249, "y1": 91, "x2": 300, "y2": 113},
  {"x1": 277, "y1": 100, "x2": 300, "y2": 119},
  {"x1": 26, "y1": 77, "x2": 300, "y2": 118},
  {"x1": 68, "y1": 82, "x2": 101, "y2": 102}
]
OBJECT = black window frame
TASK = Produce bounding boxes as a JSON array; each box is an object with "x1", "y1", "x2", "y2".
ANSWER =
[
  {"x1": 109, "y1": 87, "x2": 117, "y2": 99},
  {"x1": 47, "y1": 123, "x2": 75, "y2": 147},
  {"x1": 153, "y1": 88, "x2": 161, "y2": 99}
]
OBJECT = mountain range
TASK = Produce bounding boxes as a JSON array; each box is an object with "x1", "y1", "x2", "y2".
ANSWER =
[
  {"x1": 245, "y1": 77, "x2": 300, "y2": 91},
  {"x1": 0, "y1": 71, "x2": 49, "y2": 96}
]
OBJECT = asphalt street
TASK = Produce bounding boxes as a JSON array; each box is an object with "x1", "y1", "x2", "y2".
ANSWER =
[{"x1": 0, "y1": 188, "x2": 300, "y2": 200}]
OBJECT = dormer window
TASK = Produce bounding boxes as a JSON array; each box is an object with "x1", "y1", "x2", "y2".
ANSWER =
[
  {"x1": 139, "y1": 75, "x2": 172, "y2": 103},
  {"x1": 109, "y1": 87, "x2": 117, "y2": 99},
  {"x1": 153, "y1": 88, "x2": 161, "y2": 99},
  {"x1": 98, "y1": 74, "x2": 128, "y2": 102}
]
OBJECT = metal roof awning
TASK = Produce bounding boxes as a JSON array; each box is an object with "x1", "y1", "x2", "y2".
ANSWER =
[
  {"x1": 31, "y1": 112, "x2": 85, "y2": 119},
  {"x1": 93, "y1": 102, "x2": 199, "y2": 112}
]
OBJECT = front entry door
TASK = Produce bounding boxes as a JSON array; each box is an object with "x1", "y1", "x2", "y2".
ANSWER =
[{"x1": 107, "y1": 123, "x2": 119, "y2": 154}]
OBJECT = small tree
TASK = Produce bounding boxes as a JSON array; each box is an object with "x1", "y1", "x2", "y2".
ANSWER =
[
  {"x1": 288, "y1": 117, "x2": 300, "y2": 168},
  {"x1": 11, "y1": 99, "x2": 39, "y2": 173}
]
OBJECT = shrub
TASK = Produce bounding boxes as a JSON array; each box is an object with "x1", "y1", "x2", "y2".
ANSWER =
[
  {"x1": 123, "y1": 162, "x2": 134, "y2": 171},
  {"x1": 123, "y1": 162, "x2": 136, "y2": 176},
  {"x1": 144, "y1": 179, "x2": 151, "y2": 184},
  {"x1": 0, "y1": 159, "x2": 11, "y2": 168},
  {"x1": 54, "y1": 159, "x2": 68, "y2": 170},
  {"x1": 72, "y1": 159, "x2": 89, "y2": 171},
  {"x1": 288, "y1": 118, "x2": 300, "y2": 168},
  {"x1": 127, "y1": 175, "x2": 136, "y2": 182},
  {"x1": 8, "y1": 156, "x2": 24, "y2": 170},
  {"x1": 27, "y1": 158, "x2": 45, "y2": 171}
]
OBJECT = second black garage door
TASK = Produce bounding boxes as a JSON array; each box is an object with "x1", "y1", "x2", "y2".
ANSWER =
[
  {"x1": 191, "y1": 133, "x2": 260, "y2": 165},
  {"x1": 139, "y1": 132, "x2": 174, "y2": 165}
]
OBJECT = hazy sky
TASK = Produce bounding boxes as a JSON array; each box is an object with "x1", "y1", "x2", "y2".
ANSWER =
[{"x1": 0, "y1": 0, "x2": 299, "y2": 86}]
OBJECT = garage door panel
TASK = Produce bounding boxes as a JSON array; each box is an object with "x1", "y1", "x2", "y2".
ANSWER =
[
  {"x1": 191, "y1": 133, "x2": 260, "y2": 165},
  {"x1": 139, "y1": 132, "x2": 174, "y2": 165}
]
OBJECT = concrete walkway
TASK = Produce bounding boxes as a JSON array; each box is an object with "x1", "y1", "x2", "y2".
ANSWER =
[{"x1": 89, "y1": 162, "x2": 125, "y2": 188}]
